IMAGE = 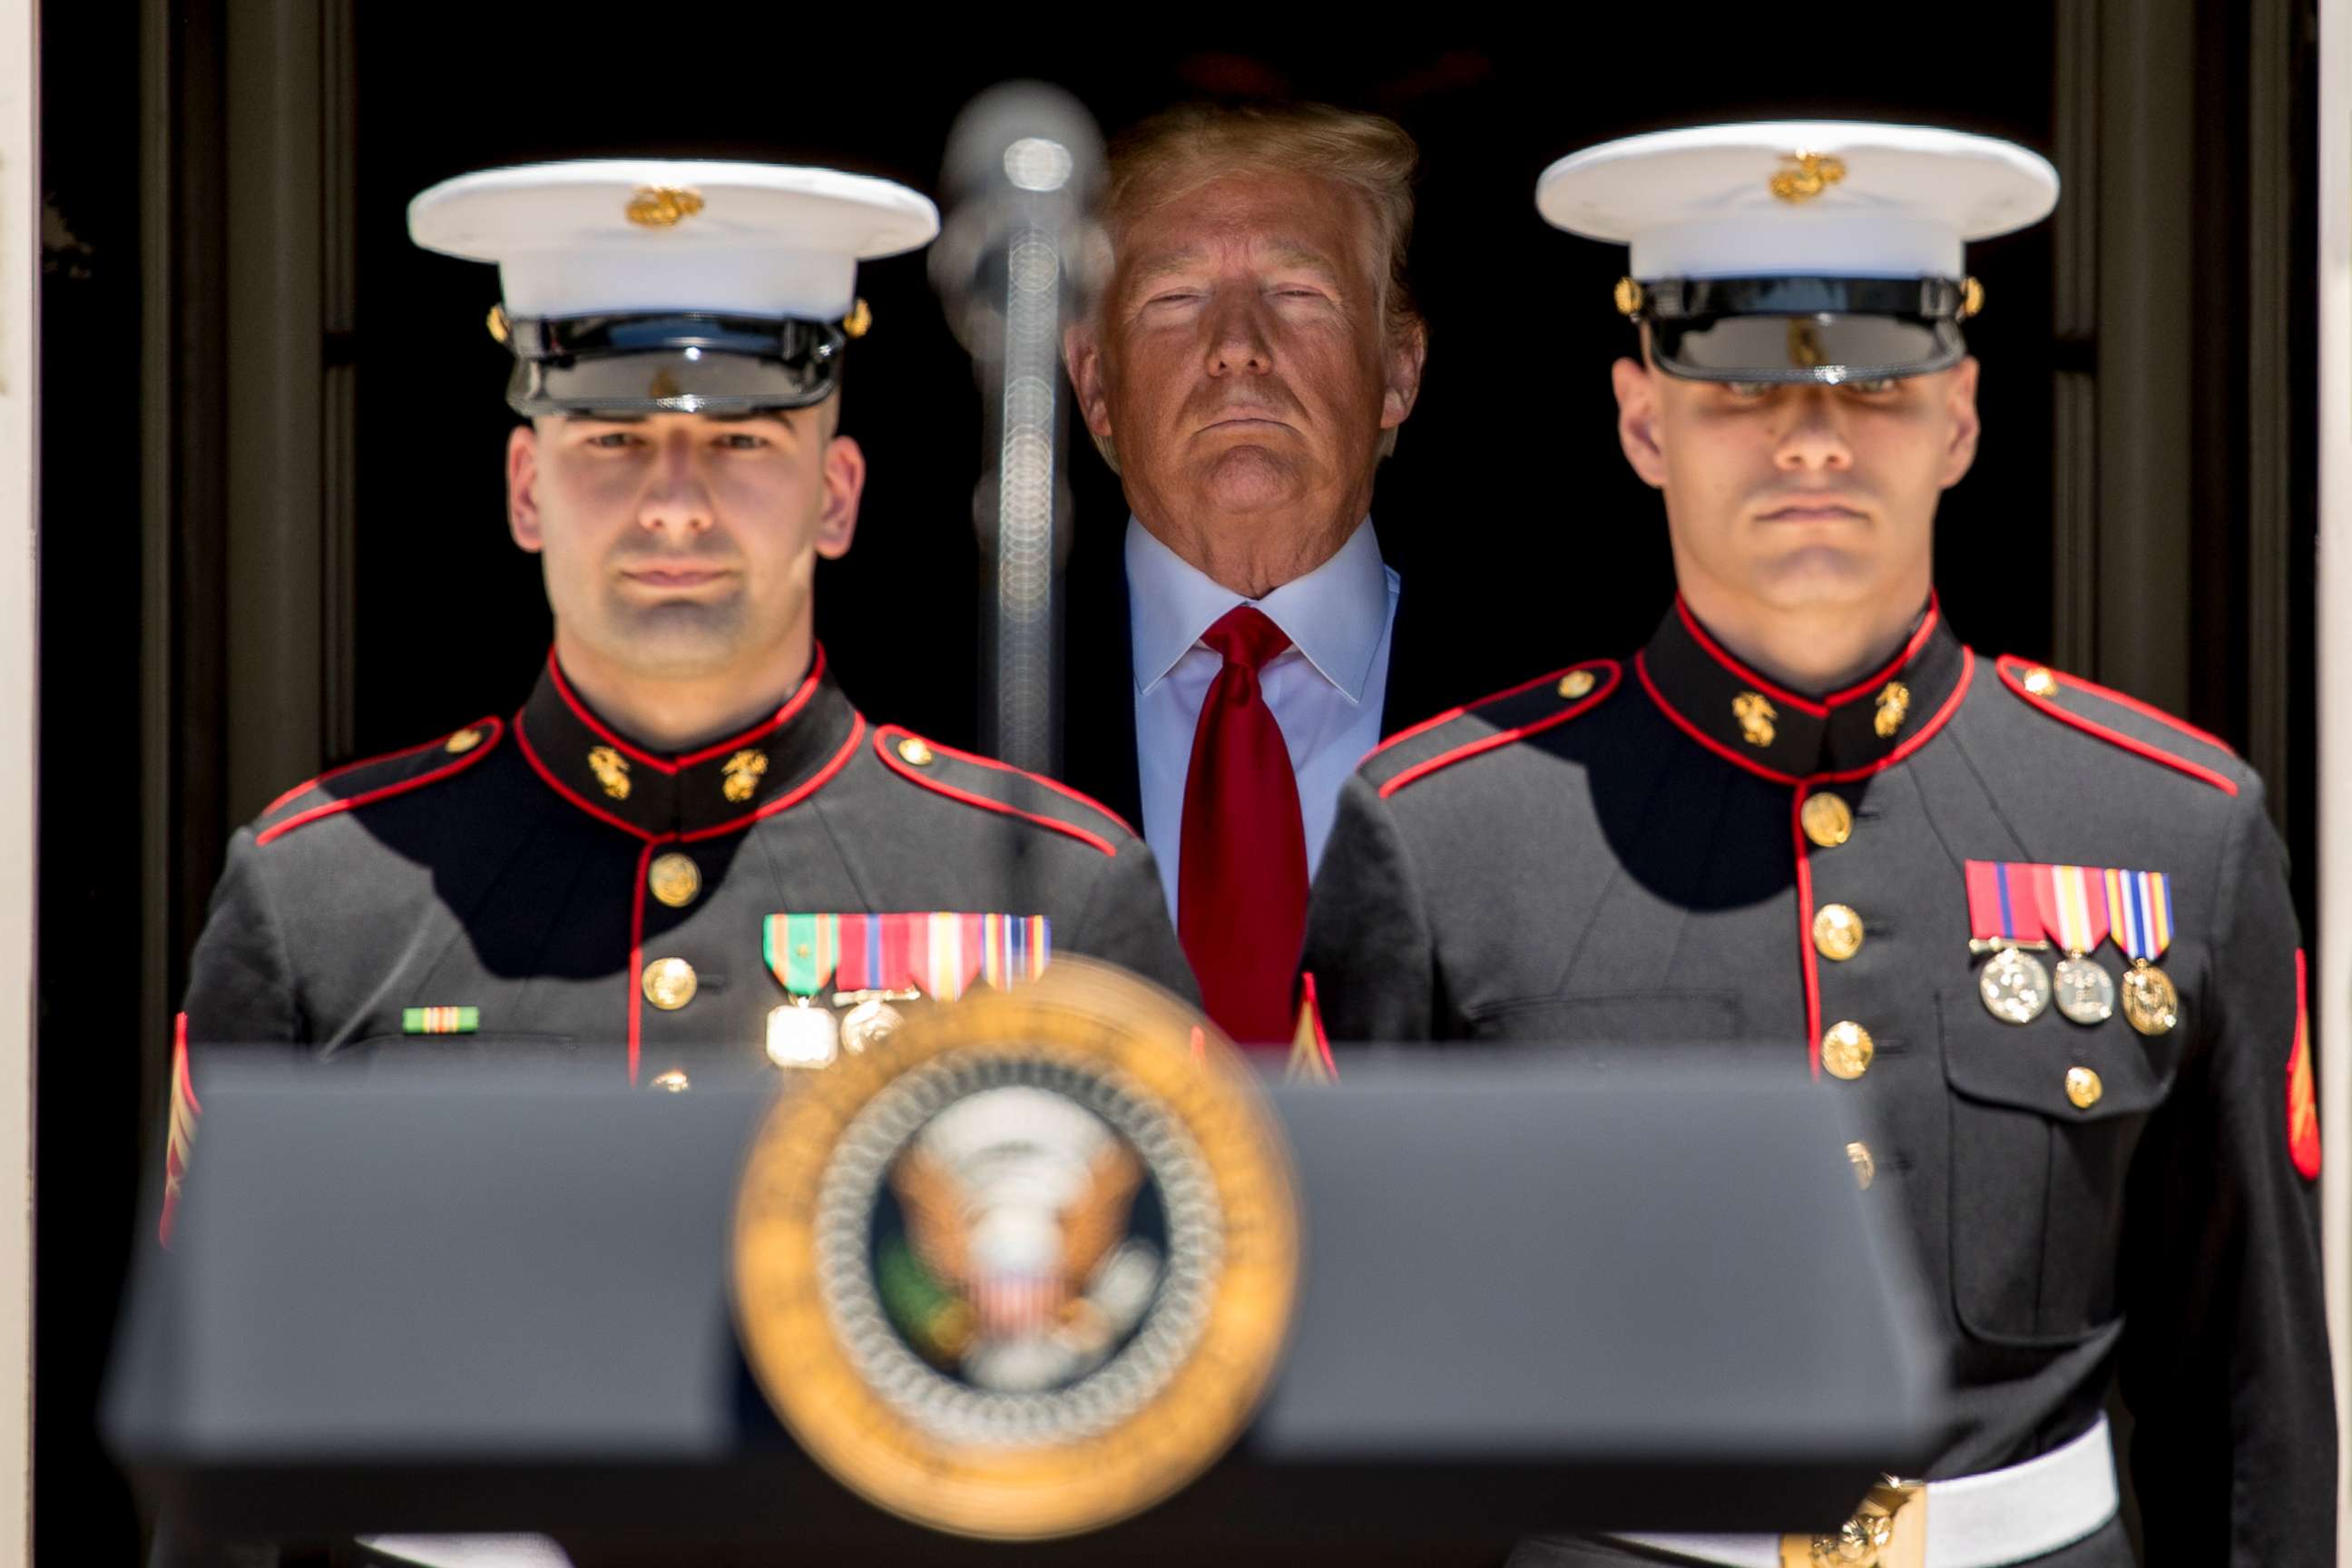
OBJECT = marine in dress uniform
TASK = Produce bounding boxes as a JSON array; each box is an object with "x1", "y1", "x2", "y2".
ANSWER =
[
  {"x1": 1300, "y1": 125, "x2": 2331, "y2": 1567},
  {"x1": 166, "y1": 160, "x2": 1193, "y2": 1220}
]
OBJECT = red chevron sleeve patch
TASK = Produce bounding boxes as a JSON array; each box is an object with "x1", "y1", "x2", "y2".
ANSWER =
[{"x1": 2289, "y1": 949, "x2": 2321, "y2": 1181}]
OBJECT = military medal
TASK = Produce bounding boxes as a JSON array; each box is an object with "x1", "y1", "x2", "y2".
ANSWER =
[
  {"x1": 2033, "y1": 863, "x2": 2116, "y2": 1026},
  {"x1": 2104, "y1": 868, "x2": 2180, "y2": 1036},
  {"x1": 1965, "y1": 860, "x2": 2053, "y2": 1024},
  {"x1": 765, "y1": 913, "x2": 843, "y2": 1069}
]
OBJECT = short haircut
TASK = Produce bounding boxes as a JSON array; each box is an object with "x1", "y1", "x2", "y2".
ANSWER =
[{"x1": 1101, "y1": 101, "x2": 1423, "y2": 346}]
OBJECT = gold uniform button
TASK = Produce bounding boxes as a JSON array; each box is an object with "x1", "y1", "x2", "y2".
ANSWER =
[
  {"x1": 2023, "y1": 665, "x2": 2059, "y2": 698},
  {"x1": 649, "y1": 1068, "x2": 691, "y2": 1093},
  {"x1": 1821, "y1": 1021, "x2": 1875, "y2": 1081},
  {"x1": 1845, "y1": 1141, "x2": 1877, "y2": 1190},
  {"x1": 444, "y1": 726, "x2": 485, "y2": 755},
  {"x1": 897, "y1": 737, "x2": 936, "y2": 767},
  {"x1": 1557, "y1": 669, "x2": 1597, "y2": 701},
  {"x1": 642, "y1": 957, "x2": 698, "y2": 1011},
  {"x1": 1812, "y1": 904, "x2": 1865, "y2": 962},
  {"x1": 1800, "y1": 792, "x2": 1853, "y2": 849},
  {"x1": 2065, "y1": 1065, "x2": 2103, "y2": 1110},
  {"x1": 647, "y1": 852, "x2": 701, "y2": 908}
]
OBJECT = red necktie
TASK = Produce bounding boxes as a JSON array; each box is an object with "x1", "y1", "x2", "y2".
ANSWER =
[{"x1": 1178, "y1": 606, "x2": 1309, "y2": 1046}]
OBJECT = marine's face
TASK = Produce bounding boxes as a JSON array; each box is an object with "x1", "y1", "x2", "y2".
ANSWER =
[
  {"x1": 505, "y1": 403, "x2": 861, "y2": 681},
  {"x1": 1612, "y1": 348, "x2": 1982, "y2": 616},
  {"x1": 1075, "y1": 170, "x2": 1418, "y2": 520}
]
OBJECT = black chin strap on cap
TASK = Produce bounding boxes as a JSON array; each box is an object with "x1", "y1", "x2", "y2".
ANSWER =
[
  {"x1": 498, "y1": 311, "x2": 848, "y2": 416},
  {"x1": 1622, "y1": 275, "x2": 1975, "y2": 385}
]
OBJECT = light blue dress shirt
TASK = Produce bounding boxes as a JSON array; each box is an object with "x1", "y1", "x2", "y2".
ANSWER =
[{"x1": 1125, "y1": 515, "x2": 1400, "y2": 922}]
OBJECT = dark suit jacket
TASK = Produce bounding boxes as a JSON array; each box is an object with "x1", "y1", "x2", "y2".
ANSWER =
[{"x1": 1058, "y1": 517, "x2": 1452, "y2": 834}]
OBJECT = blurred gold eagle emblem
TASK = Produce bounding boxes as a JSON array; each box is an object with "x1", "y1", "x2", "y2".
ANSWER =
[
  {"x1": 731, "y1": 959, "x2": 1298, "y2": 1541},
  {"x1": 1733, "y1": 691, "x2": 1779, "y2": 748}
]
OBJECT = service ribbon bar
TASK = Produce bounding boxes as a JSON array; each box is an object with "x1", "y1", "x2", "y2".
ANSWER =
[
  {"x1": 777, "y1": 912, "x2": 1053, "y2": 1000},
  {"x1": 402, "y1": 1005, "x2": 479, "y2": 1035},
  {"x1": 2034, "y1": 864, "x2": 2110, "y2": 956},
  {"x1": 2104, "y1": 868, "x2": 2174, "y2": 963},
  {"x1": 1965, "y1": 860, "x2": 2040, "y2": 944},
  {"x1": 763, "y1": 913, "x2": 841, "y2": 999}
]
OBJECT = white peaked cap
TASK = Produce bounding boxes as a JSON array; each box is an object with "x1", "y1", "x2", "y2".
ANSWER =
[
  {"x1": 1535, "y1": 122, "x2": 2059, "y2": 279},
  {"x1": 407, "y1": 159, "x2": 941, "y2": 320}
]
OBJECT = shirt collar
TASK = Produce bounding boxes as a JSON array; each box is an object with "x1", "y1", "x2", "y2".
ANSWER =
[
  {"x1": 1635, "y1": 592, "x2": 1971, "y2": 781},
  {"x1": 514, "y1": 644, "x2": 861, "y2": 839},
  {"x1": 1124, "y1": 515, "x2": 1392, "y2": 701}
]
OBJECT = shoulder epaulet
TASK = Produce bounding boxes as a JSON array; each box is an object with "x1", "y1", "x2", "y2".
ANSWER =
[
  {"x1": 1994, "y1": 656, "x2": 2244, "y2": 797},
  {"x1": 872, "y1": 724, "x2": 1132, "y2": 857},
  {"x1": 1362, "y1": 659, "x2": 1622, "y2": 799},
  {"x1": 253, "y1": 716, "x2": 505, "y2": 846}
]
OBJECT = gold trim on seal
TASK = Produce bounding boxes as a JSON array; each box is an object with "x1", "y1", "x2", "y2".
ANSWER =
[{"x1": 731, "y1": 958, "x2": 1299, "y2": 1542}]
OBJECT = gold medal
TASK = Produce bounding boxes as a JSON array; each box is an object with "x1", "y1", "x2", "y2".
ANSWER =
[
  {"x1": 766, "y1": 999, "x2": 840, "y2": 1069},
  {"x1": 1979, "y1": 946, "x2": 2052, "y2": 1025},
  {"x1": 2121, "y1": 961, "x2": 2180, "y2": 1036},
  {"x1": 2051, "y1": 955, "x2": 2116, "y2": 1026}
]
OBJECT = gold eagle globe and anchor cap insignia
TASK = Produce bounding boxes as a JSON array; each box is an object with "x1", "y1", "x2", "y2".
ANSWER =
[{"x1": 731, "y1": 957, "x2": 1300, "y2": 1541}]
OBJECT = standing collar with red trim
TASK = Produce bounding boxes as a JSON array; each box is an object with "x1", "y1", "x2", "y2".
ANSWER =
[
  {"x1": 1636, "y1": 594, "x2": 1968, "y2": 781},
  {"x1": 515, "y1": 646, "x2": 860, "y2": 838}
]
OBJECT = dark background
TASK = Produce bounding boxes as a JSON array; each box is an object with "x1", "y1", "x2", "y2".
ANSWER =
[{"x1": 38, "y1": 6, "x2": 2315, "y2": 1562}]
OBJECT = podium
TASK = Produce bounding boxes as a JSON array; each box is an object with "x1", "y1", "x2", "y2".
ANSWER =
[{"x1": 105, "y1": 1054, "x2": 1945, "y2": 1565}]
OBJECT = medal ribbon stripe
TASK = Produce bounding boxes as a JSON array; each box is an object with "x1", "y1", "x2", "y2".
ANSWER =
[
  {"x1": 1965, "y1": 860, "x2": 2038, "y2": 942},
  {"x1": 2034, "y1": 864, "x2": 2110, "y2": 956},
  {"x1": 2104, "y1": 869, "x2": 2174, "y2": 962}
]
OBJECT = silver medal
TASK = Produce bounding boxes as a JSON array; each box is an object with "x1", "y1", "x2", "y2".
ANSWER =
[
  {"x1": 2052, "y1": 956, "x2": 2116, "y2": 1026},
  {"x1": 766, "y1": 1001, "x2": 840, "y2": 1069},
  {"x1": 1979, "y1": 946, "x2": 2053, "y2": 1025}
]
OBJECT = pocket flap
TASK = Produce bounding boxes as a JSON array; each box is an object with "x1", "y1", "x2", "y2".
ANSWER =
[{"x1": 1940, "y1": 990, "x2": 2177, "y2": 1122}]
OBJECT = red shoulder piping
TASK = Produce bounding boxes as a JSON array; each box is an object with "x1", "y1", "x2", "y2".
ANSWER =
[
  {"x1": 1995, "y1": 656, "x2": 2239, "y2": 797},
  {"x1": 255, "y1": 717, "x2": 505, "y2": 847},
  {"x1": 874, "y1": 726, "x2": 1120, "y2": 857},
  {"x1": 1374, "y1": 661, "x2": 1622, "y2": 799},
  {"x1": 260, "y1": 721, "x2": 497, "y2": 818}
]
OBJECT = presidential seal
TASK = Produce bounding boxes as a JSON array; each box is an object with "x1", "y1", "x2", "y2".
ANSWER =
[{"x1": 730, "y1": 958, "x2": 1299, "y2": 1540}]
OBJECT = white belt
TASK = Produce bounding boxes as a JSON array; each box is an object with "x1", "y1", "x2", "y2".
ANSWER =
[{"x1": 1609, "y1": 1415, "x2": 2119, "y2": 1568}]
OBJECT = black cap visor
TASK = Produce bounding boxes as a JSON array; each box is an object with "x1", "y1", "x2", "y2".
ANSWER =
[
  {"x1": 503, "y1": 313, "x2": 846, "y2": 417},
  {"x1": 1638, "y1": 277, "x2": 1968, "y2": 385}
]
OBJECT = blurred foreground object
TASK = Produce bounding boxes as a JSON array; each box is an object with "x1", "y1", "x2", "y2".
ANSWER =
[{"x1": 107, "y1": 981, "x2": 1941, "y2": 1563}]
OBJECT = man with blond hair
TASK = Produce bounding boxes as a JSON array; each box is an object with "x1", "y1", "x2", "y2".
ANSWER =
[{"x1": 1062, "y1": 102, "x2": 1432, "y2": 1047}]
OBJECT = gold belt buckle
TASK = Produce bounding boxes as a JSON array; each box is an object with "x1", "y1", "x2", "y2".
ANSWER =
[{"x1": 1779, "y1": 1478, "x2": 1926, "y2": 1568}]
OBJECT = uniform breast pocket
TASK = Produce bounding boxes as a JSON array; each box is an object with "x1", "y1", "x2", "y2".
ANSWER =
[
  {"x1": 1940, "y1": 989, "x2": 2182, "y2": 1345},
  {"x1": 1461, "y1": 991, "x2": 1745, "y2": 1047}
]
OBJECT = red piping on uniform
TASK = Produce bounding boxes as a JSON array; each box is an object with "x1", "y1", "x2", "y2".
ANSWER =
[
  {"x1": 2011, "y1": 657, "x2": 2236, "y2": 754},
  {"x1": 1364, "y1": 662, "x2": 1613, "y2": 763},
  {"x1": 1635, "y1": 653, "x2": 1807, "y2": 786},
  {"x1": 544, "y1": 643, "x2": 830, "y2": 775},
  {"x1": 625, "y1": 838, "x2": 665, "y2": 1087},
  {"x1": 1818, "y1": 650, "x2": 1975, "y2": 783},
  {"x1": 255, "y1": 718, "x2": 506, "y2": 847},
  {"x1": 680, "y1": 717, "x2": 866, "y2": 843},
  {"x1": 875, "y1": 729, "x2": 1137, "y2": 836},
  {"x1": 1792, "y1": 789, "x2": 1824, "y2": 1080},
  {"x1": 1995, "y1": 657, "x2": 2240, "y2": 795},
  {"x1": 514, "y1": 716, "x2": 656, "y2": 840},
  {"x1": 874, "y1": 726, "x2": 1120, "y2": 856},
  {"x1": 261, "y1": 723, "x2": 494, "y2": 818},
  {"x1": 1376, "y1": 662, "x2": 1622, "y2": 798},
  {"x1": 1672, "y1": 593, "x2": 1944, "y2": 716}
]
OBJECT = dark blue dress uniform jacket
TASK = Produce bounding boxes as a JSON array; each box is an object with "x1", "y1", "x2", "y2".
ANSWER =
[
  {"x1": 1301, "y1": 598, "x2": 2332, "y2": 1568},
  {"x1": 178, "y1": 647, "x2": 1196, "y2": 1080}
]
